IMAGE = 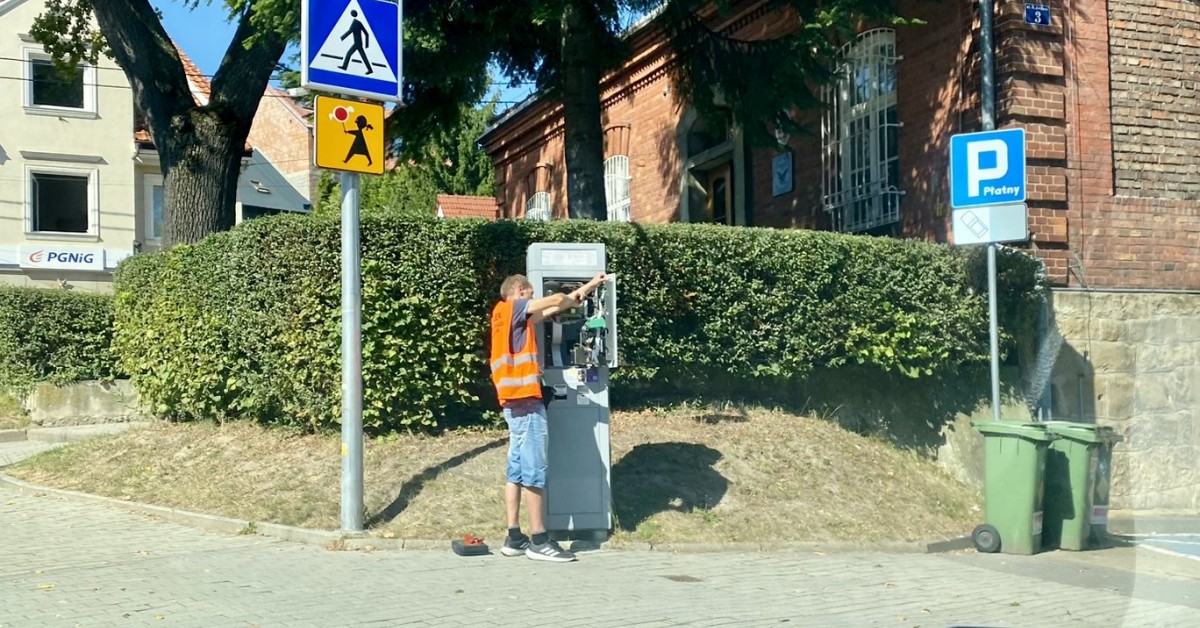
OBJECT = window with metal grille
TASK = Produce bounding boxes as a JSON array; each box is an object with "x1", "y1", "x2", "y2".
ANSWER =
[
  {"x1": 604, "y1": 155, "x2": 631, "y2": 222},
  {"x1": 525, "y1": 191, "x2": 551, "y2": 221},
  {"x1": 822, "y1": 28, "x2": 902, "y2": 232}
]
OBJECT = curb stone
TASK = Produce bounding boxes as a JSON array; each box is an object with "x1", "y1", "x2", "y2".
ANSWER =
[
  {"x1": 1, "y1": 473, "x2": 342, "y2": 547},
  {"x1": 27, "y1": 422, "x2": 155, "y2": 444},
  {"x1": 1, "y1": 472, "x2": 973, "y2": 555},
  {"x1": 0, "y1": 423, "x2": 153, "y2": 445}
]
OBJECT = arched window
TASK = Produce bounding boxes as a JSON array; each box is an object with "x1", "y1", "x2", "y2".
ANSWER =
[
  {"x1": 525, "y1": 191, "x2": 551, "y2": 221},
  {"x1": 822, "y1": 28, "x2": 902, "y2": 232},
  {"x1": 523, "y1": 163, "x2": 552, "y2": 220},
  {"x1": 604, "y1": 155, "x2": 631, "y2": 222}
]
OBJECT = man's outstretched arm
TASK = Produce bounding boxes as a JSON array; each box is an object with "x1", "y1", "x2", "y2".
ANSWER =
[{"x1": 528, "y1": 273, "x2": 606, "y2": 324}]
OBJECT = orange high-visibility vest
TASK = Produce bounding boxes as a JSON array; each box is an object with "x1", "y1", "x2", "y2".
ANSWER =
[{"x1": 490, "y1": 300, "x2": 542, "y2": 404}]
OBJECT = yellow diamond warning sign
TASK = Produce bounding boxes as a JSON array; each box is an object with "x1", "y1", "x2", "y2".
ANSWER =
[{"x1": 314, "y1": 95, "x2": 385, "y2": 175}]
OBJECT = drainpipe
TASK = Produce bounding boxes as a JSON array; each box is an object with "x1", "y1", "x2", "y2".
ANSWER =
[{"x1": 980, "y1": 0, "x2": 1001, "y2": 420}]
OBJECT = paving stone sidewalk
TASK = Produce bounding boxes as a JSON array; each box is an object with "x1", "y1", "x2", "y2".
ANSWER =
[{"x1": 2, "y1": 482, "x2": 1198, "y2": 628}]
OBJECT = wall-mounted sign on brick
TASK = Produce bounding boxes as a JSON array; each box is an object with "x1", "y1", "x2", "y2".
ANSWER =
[{"x1": 1025, "y1": 4, "x2": 1051, "y2": 26}]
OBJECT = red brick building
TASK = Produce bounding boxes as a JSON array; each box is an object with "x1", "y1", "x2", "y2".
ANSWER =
[{"x1": 479, "y1": 0, "x2": 1200, "y2": 289}]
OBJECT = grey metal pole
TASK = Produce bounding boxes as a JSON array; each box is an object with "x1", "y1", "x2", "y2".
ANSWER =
[
  {"x1": 340, "y1": 171, "x2": 364, "y2": 531},
  {"x1": 987, "y1": 244, "x2": 1001, "y2": 421},
  {"x1": 981, "y1": 0, "x2": 995, "y2": 131},
  {"x1": 981, "y1": 0, "x2": 1001, "y2": 421}
]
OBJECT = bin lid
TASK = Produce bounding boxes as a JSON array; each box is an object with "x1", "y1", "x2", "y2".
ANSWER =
[
  {"x1": 1042, "y1": 420, "x2": 1123, "y2": 444},
  {"x1": 971, "y1": 421, "x2": 1056, "y2": 441}
]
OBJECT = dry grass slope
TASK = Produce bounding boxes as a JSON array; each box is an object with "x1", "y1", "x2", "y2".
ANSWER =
[{"x1": 7, "y1": 406, "x2": 980, "y2": 544}]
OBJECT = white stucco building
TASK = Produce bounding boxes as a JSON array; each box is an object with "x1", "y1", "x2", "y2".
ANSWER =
[{"x1": 0, "y1": 0, "x2": 313, "y2": 292}]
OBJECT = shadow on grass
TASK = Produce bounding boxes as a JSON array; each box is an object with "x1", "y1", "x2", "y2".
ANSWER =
[
  {"x1": 694, "y1": 409, "x2": 749, "y2": 424},
  {"x1": 612, "y1": 442, "x2": 728, "y2": 534},
  {"x1": 366, "y1": 437, "x2": 508, "y2": 528}
]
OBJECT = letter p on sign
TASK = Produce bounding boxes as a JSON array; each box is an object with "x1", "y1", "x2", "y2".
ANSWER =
[
  {"x1": 967, "y1": 140, "x2": 1007, "y2": 197},
  {"x1": 949, "y1": 128, "x2": 1026, "y2": 209}
]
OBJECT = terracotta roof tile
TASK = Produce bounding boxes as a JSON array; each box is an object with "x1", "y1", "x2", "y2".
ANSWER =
[
  {"x1": 174, "y1": 44, "x2": 212, "y2": 101},
  {"x1": 436, "y1": 194, "x2": 500, "y2": 220}
]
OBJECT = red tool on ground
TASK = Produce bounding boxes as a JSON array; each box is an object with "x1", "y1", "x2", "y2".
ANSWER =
[{"x1": 451, "y1": 534, "x2": 490, "y2": 556}]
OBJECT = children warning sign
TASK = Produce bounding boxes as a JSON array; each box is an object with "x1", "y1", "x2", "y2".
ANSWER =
[{"x1": 314, "y1": 95, "x2": 385, "y2": 175}]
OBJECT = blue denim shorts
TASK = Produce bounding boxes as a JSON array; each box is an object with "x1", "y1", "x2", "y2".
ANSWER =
[{"x1": 503, "y1": 398, "x2": 548, "y2": 489}]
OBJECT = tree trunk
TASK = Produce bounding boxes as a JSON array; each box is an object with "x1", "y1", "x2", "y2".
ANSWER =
[
  {"x1": 161, "y1": 113, "x2": 245, "y2": 244},
  {"x1": 88, "y1": 0, "x2": 286, "y2": 246},
  {"x1": 560, "y1": 2, "x2": 607, "y2": 221}
]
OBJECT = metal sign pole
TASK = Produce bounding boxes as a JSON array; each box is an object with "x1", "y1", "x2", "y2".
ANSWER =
[
  {"x1": 341, "y1": 171, "x2": 364, "y2": 531},
  {"x1": 981, "y1": 0, "x2": 1001, "y2": 421}
]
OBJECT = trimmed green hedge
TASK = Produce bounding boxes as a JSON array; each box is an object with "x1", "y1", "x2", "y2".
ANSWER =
[
  {"x1": 0, "y1": 286, "x2": 119, "y2": 397},
  {"x1": 112, "y1": 215, "x2": 1045, "y2": 432}
]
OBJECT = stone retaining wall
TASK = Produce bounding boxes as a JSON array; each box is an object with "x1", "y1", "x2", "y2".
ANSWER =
[
  {"x1": 1049, "y1": 290, "x2": 1199, "y2": 510},
  {"x1": 24, "y1": 380, "x2": 145, "y2": 427}
]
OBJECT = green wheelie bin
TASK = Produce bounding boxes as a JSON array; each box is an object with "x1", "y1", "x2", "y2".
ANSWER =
[
  {"x1": 971, "y1": 421, "x2": 1057, "y2": 555},
  {"x1": 1042, "y1": 421, "x2": 1123, "y2": 550}
]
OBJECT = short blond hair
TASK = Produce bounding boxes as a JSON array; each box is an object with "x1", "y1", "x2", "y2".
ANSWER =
[{"x1": 500, "y1": 274, "x2": 532, "y2": 299}]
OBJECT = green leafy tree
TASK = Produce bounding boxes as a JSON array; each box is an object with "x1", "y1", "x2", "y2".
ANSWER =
[
  {"x1": 31, "y1": 0, "x2": 492, "y2": 246},
  {"x1": 317, "y1": 98, "x2": 498, "y2": 217}
]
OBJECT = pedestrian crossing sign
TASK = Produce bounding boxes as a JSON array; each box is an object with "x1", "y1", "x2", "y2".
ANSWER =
[
  {"x1": 302, "y1": 0, "x2": 402, "y2": 102},
  {"x1": 313, "y1": 96, "x2": 386, "y2": 175}
]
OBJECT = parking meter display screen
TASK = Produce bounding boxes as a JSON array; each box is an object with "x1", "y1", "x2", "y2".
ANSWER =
[{"x1": 539, "y1": 249, "x2": 599, "y2": 268}]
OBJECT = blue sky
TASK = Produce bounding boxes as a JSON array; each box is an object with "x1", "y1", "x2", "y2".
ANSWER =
[
  {"x1": 154, "y1": 1, "x2": 534, "y2": 108},
  {"x1": 154, "y1": 2, "x2": 238, "y2": 80}
]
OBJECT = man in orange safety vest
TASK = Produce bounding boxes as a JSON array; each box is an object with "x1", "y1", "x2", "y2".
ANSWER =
[{"x1": 490, "y1": 272, "x2": 605, "y2": 562}]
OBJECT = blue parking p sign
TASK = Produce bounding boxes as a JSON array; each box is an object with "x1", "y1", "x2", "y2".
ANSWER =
[{"x1": 949, "y1": 128, "x2": 1026, "y2": 209}]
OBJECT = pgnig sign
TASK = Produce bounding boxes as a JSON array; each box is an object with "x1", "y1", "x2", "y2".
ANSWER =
[
  {"x1": 18, "y1": 246, "x2": 106, "y2": 271},
  {"x1": 949, "y1": 128, "x2": 1026, "y2": 209}
]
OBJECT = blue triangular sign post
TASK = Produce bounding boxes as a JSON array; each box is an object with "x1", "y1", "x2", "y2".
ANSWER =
[{"x1": 302, "y1": 0, "x2": 402, "y2": 102}]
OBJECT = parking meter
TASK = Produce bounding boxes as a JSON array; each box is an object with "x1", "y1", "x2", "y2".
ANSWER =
[{"x1": 526, "y1": 243, "x2": 618, "y2": 540}]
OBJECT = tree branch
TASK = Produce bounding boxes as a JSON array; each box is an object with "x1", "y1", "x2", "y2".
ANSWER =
[
  {"x1": 209, "y1": 4, "x2": 289, "y2": 133},
  {"x1": 89, "y1": 0, "x2": 195, "y2": 164}
]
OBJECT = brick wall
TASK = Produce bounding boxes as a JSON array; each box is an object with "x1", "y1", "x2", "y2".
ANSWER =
[
  {"x1": 892, "y1": 0, "x2": 974, "y2": 241},
  {"x1": 1108, "y1": 0, "x2": 1200, "y2": 199},
  {"x1": 994, "y1": 1, "x2": 1072, "y2": 284},
  {"x1": 487, "y1": 1, "x2": 977, "y2": 233},
  {"x1": 486, "y1": 10, "x2": 748, "y2": 223},
  {"x1": 247, "y1": 89, "x2": 315, "y2": 201},
  {"x1": 488, "y1": 58, "x2": 685, "y2": 223},
  {"x1": 482, "y1": 0, "x2": 1200, "y2": 290},
  {"x1": 1062, "y1": 0, "x2": 1200, "y2": 289}
]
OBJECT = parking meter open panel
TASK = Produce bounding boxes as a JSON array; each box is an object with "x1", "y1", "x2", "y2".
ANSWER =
[
  {"x1": 526, "y1": 243, "x2": 618, "y2": 540},
  {"x1": 539, "y1": 276, "x2": 618, "y2": 370}
]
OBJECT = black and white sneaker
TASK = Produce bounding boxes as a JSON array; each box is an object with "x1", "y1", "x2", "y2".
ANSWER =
[
  {"x1": 500, "y1": 534, "x2": 530, "y2": 557},
  {"x1": 525, "y1": 539, "x2": 577, "y2": 562}
]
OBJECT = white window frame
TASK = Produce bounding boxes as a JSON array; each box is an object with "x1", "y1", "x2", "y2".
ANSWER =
[
  {"x1": 604, "y1": 155, "x2": 632, "y2": 222},
  {"x1": 525, "y1": 191, "x2": 551, "y2": 221},
  {"x1": 143, "y1": 174, "x2": 164, "y2": 243},
  {"x1": 25, "y1": 164, "x2": 100, "y2": 238},
  {"x1": 22, "y1": 47, "x2": 98, "y2": 117},
  {"x1": 821, "y1": 28, "x2": 902, "y2": 232}
]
